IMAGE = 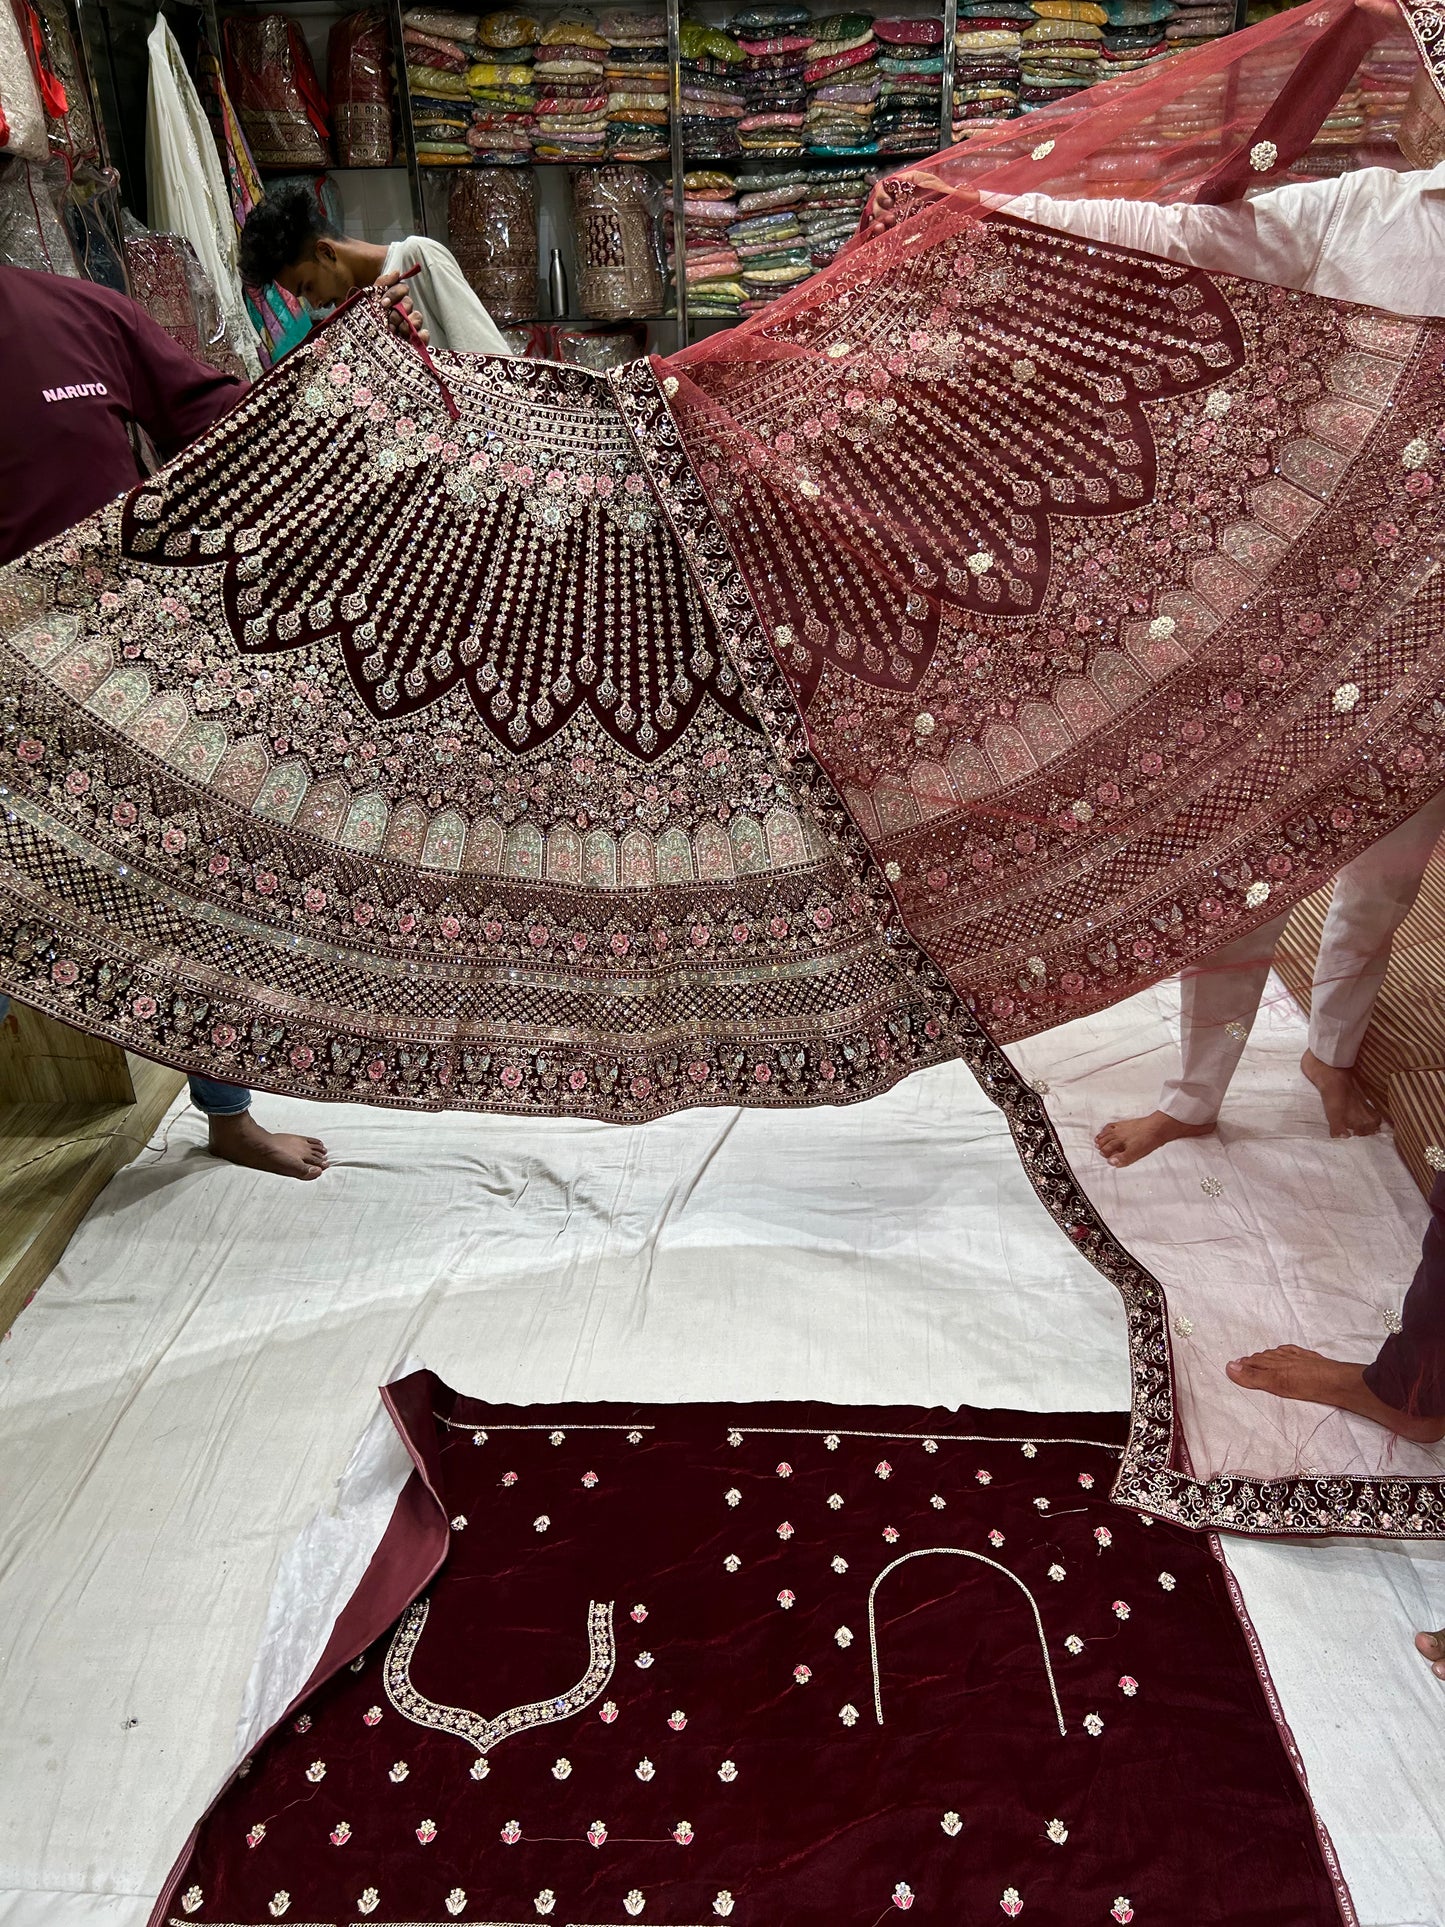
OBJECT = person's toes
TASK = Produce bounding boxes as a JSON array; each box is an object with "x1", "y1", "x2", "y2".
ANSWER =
[{"x1": 1416, "y1": 1629, "x2": 1445, "y2": 1662}]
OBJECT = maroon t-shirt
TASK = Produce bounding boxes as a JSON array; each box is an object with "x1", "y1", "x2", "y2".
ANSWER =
[{"x1": 0, "y1": 264, "x2": 247, "y2": 567}]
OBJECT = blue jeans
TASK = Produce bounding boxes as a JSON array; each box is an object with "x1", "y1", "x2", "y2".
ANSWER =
[{"x1": 0, "y1": 993, "x2": 251, "y2": 1116}]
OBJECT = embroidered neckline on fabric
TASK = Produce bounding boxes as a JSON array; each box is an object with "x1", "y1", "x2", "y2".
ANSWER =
[{"x1": 384, "y1": 1598, "x2": 616, "y2": 1755}]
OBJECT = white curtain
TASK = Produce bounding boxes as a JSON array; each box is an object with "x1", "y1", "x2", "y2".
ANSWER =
[{"x1": 145, "y1": 14, "x2": 259, "y2": 376}]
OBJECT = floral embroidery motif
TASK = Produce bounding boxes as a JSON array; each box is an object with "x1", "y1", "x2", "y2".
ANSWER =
[
  {"x1": 1112, "y1": 1601, "x2": 1131, "y2": 1619},
  {"x1": 777, "y1": 1522, "x2": 794, "y2": 1540},
  {"x1": 1119, "y1": 1676, "x2": 1139, "y2": 1696},
  {"x1": 246, "y1": 1824, "x2": 266, "y2": 1848},
  {"x1": 835, "y1": 1626, "x2": 854, "y2": 1648},
  {"x1": 824, "y1": 1434, "x2": 840, "y2": 1451},
  {"x1": 589, "y1": 1820, "x2": 609, "y2": 1846},
  {"x1": 719, "y1": 1759, "x2": 739, "y2": 1781},
  {"x1": 330, "y1": 1821, "x2": 352, "y2": 1845},
  {"x1": 674, "y1": 1820, "x2": 695, "y2": 1844},
  {"x1": 625, "y1": 1890, "x2": 645, "y2": 1916},
  {"x1": 1033, "y1": 1498, "x2": 1050, "y2": 1512},
  {"x1": 535, "y1": 1890, "x2": 556, "y2": 1916},
  {"x1": 358, "y1": 1887, "x2": 380, "y2": 1916},
  {"x1": 1083, "y1": 1713, "x2": 1105, "y2": 1736},
  {"x1": 1065, "y1": 1635, "x2": 1084, "y2": 1655},
  {"x1": 389, "y1": 1762, "x2": 409, "y2": 1782},
  {"x1": 728, "y1": 1431, "x2": 744, "y2": 1448},
  {"x1": 447, "y1": 1890, "x2": 467, "y2": 1917},
  {"x1": 882, "y1": 1526, "x2": 900, "y2": 1543},
  {"x1": 776, "y1": 1462, "x2": 793, "y2": 1478},
  {"x1": 416, "y1": 1818, "x2": 438, "y2": 1844},
  {"x1": 550, "y1": 1431, "x2": 566, "y2": 1446},
  {"x1": 534, "y1": 1515, "x2": 551, "y2": 1532},
  {"x1": 385, "y1": 1597, "x2": 615, "y2": 1757},
  {"x1": 1046, "y1": 1819, "x2": 1068, "y2": 1844},
  {"x1": 1001, "y1": 1889, "x2": 1023, "y2": 1918},
  {"x1": 1158, "y1": 1572, "x2": 1177, "y2": 1592},
  {"x1": 583, "y1": 1471, "x2": 599, "y2": 1487},
  {"x1": 636, "y1": 1758, "x2": 656, "y2": 1781},
  {"x1": 305, "y1": 1761, "x2": 326, "y2": 1783},
  {"x1": 637, "y1": 1652, "x2": 655, "y2": 1669},
  {"x1": 941, "y1": 1811, "x2": 963, "y2": 1836},
  {"x1": 631, "y1": 1604, "x2": 648, "y2": 1623},
  {"x1": 1200, "y1": 1176, "x2": 1225, "y2": 1197},
  {"x1": 778, "y1": 1590, "x2": 797, "y2": 1610},
  {"x1": 714, "y1": 1893, "x2": 735, "y2": 1917},
  {"x1": 473, "y1": 1431, "x2": 488, "y2": 1446},
  {"x1": 1078, "y1": 1474, "x2": 1094, "y2": 1490},
  {"x1": 502, "y1": 1820, "x2": 523, "y2": 1844},
  {"x1": 450, "y1": 1515, "x2": 468, "y2": 1531},
  {"x1": 1094, "y1": 1528, "x2": 1112, "y2": 1548},
  {"x1": 793, "y1": 1665, "x2": 813, "y2": 1684},
  {"x1": 627, "y1": 1430, "x2": 644, "y2": 1445},
  {"x1": 669, "y1": 1710, "x2": 688, "y2": 1730},
  {"x1": 553, "y1": 1758, "x2": 573, "y2": 1780},
  {"x1": 1047, "y1": 1565, "x2": 1066, "y2": 1582},
  {"x1": 268, "y1": 1894, "x2": 290, "y2": 1919},
  {"x1": 601, "y1": 1702, "x2": 619, "y2": 1723},
  {"x1": 989, "y1": 1530, "x2": 1005, "y2": 1548},
  {"x1": 923, "y1": 1439, "x2": 938, "y2": 1454},
  {"x1": 976, "y1": 1471, "x2": 992, "y2": 1486},
  {"x1": 725, "y1": 1488, "x2": 742, "y2": 1507},
  {"x1": 471, "y1": 1757, "x2": 490, "y2": 1780},
  {"x1": 1112, "y1": 1903, "x2": 1135, "y2": 1924},
  {"x1": 1021, "y1": 1446, "x2": 1037, "y2": 1460},
  {"x1": 828, "y1": 1494, "x2": 844, "y2": 1511},
  {"x1": 832, "y1": 1555, "x2": 848, "y2": 1573},
  {"x1": 363, "y1": 1706, "x2": 382, "y2": 1725},
  {"x1": 840, "y1": 1703, "x2": 860, "y2": 1725},
  {"x1": 893, "y1": 1881, "x2": 915, "y2": 1910},
  {"x1": 293, "y1": 1716, "x2": 311, "y2": 1734},
  {"x1": 180, "y1": 1887, "x2": 202, "y2": 1915},
  {"x1": 1249, "y1": 138, "x2": 1278, "y2": 170},
  {"x1": 502, "y1": 1472, "x2": 519, "y2": 1487},
  {"x1": 930, "y1": 1495, "x2": 946, "y2": 1510},
  {"x1": 875, "y1": 1461, "x2": 893, "y2": 1480},
  {"x1": 724, "y1": 1555, "x2": 742, "y2": 1572}
]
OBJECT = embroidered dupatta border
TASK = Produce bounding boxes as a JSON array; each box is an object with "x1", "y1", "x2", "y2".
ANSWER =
[{"x1": 610, "y1": 353, "x2": 1445, "y2": 1544}]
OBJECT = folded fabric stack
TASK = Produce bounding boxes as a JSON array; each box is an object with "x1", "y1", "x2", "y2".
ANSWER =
[
  {"x1": 1018, "y1": 0, "x2": 1106, "y2": 111},
  {"x1": 668, "y1": 168, "x2": 745, "y2": 317},
  {"x1": 805, "y1": 13, "x2": 881, "y2": 157},
  {"x1": 952, "y1": 0, "x2": 1027, "y2": 133},
  {"x1": 533, "y1": 10, "x2": 610, "y2": 161},
  {"x1": 1096, "y1": 0, "x2": 1174, "y2": 78},
  {"x1": 730, "y1": 201, "x2": 812, "y2": 313},
  {"x1": 465, "y1": 9, "x2": 538, "y2": 162},
  {"x1": 403, "y1": 8, "x2": 481, "y2": 163},
  {"x1": 1162, "y1": 0, "x2": 1233, "y2": 55},
  {"x1": 799, "y1": 160, "x2": 873, "y2": 264},
  {"x1": 679, "y1": 17, "x2": 748, "y2": 162},
  {"x1": 874, "y1": 14, "x2": 942, "y2": 155},
  {"x1": 601, "y1": 10, "x2": 670, "y2": 161},
  {"x1": 732, "y1": 4, "x2": 812, "y2": 160}
]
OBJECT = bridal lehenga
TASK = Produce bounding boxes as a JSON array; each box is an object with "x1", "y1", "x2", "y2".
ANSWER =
[{"x1": 4, "y1": 0, "x2": 1445, "y2": 1532}]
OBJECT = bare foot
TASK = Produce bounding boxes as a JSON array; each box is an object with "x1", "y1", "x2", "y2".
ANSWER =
[
  {"x1": 1095, "y1": 1111, "x2": 1216, "y2": 1168},
  {"x1": 1415, "y1": 1628, "x2": 1445, "y2": 1680},
  {"x1": 1226, "y1": 1345, "x2": 1445, "y2": 1444},
  {"x1": 1300, "y1": 1049, "x2": 1382, "y2": 1138},
  {"x1": 207, "y1": 1109, "x2": 329, "y2": 1181}
]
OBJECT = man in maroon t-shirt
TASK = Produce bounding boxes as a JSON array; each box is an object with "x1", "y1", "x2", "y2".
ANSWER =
[{"x1": 0, "y1": 265, "x2": 329, "y2": 1181}]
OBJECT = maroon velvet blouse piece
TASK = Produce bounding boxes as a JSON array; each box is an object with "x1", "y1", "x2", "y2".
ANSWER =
[{"x1": 154, "y1": 1381, "x2": 1351, "y2": 1927}]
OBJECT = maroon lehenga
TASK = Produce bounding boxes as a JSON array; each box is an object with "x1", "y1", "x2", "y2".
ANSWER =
[{"x1": 3, "y1": 0, "x2": 1445, "y2": 1540}]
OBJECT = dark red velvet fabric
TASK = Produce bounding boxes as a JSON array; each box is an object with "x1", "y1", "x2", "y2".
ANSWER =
[{"x1": 159, "y1": 1388, "x2": 1348, "y2": 1927}]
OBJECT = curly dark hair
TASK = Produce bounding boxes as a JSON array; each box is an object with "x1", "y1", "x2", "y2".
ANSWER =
[{"x1": 238, "y1": 182, "x2": 340, "y2": 288}]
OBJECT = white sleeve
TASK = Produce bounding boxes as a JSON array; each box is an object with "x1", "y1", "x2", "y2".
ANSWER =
[
  {"x1": 406, "y1": 238, "x2": 516, "y2": 357},
  {"x1": 999, "y1": 180, "x2": 1342, "y2": 294}
]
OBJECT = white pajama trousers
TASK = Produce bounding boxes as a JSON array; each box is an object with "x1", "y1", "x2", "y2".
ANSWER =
[{"x1": 1158, "y1": 790, "x2": 1445, "y2": 1125}]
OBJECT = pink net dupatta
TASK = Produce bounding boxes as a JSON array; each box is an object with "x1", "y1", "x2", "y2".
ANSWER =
[{"x1": 660, "y1": 0, "x2": 1445, "y2": 1044}]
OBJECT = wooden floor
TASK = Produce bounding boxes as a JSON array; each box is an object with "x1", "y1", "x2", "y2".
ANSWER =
[{"x1": 0, "y1": 1006, "x2": 184, "y2": 1338}]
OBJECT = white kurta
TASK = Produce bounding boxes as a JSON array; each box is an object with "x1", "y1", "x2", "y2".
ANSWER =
[
  {"x1": 1002, "y1": 161, "x2": 1445, "y2": 316},
  {"x1": 382, "y1": 235, "x2": 515, "y2": 356}
]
